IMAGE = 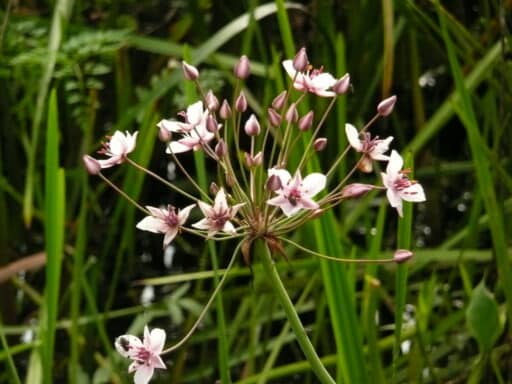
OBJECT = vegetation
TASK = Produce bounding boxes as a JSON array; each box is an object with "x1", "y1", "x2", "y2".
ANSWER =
[{"x1": 0, "y1": 1, "x2": 511, "y2": 383}]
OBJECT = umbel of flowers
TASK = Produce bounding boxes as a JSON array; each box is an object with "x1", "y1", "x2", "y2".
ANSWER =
[{"x1": 84, "y1": 47, "x2": 425, "y2": 384}]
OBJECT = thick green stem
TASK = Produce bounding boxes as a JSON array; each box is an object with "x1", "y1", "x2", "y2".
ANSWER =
[{"x1": 255, "y1": 239, "x2": 335, "y2": 384}]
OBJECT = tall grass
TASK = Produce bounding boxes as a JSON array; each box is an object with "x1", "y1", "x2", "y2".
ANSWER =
[{"x1": 0, "y1": 1, "x2": 510, "y2": 383}]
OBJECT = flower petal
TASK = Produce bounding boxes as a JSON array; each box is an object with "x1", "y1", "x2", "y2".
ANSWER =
[
  {"x1": 136, "y1": 216, "x2": 168, "y2": 234},
  {"x1": 301, "y1": 173, "x2": 326, "y2": 197},
  {"x1": 191, "y1": 218, "x2": 209, "y2": 231},
  {"x1": 282, "y1": 60, "x2": 297, "y2": 79},
  {"x1": 400, "y1": 183, "x2": 426, "y2": 203},
  {"x1": 386, "y1": 188, "x2": 403, "y2": 217},
  {"x1": 268, "y1": 168, "x2": 292, "y2": 186},
  {"x1": 167, "y1": 141, "x2": 194, "y2": 154},
  {"x1": 134, "y1": 364, "x2": 155, "y2": 384},
  {"x1": 115, "y1": 335, "x2": 143, "y2": 358},
  {"x1": 186, "y1": 101, "x2": 204, "y2": 126},
  {"x1": 345, "y1": 124, "x2": 363, "y2": 151},
  {"x1": 178, "y1": 204, "x2": 195, "y2": 225},
  {"x1": 386, "y1": 150, "x2": 403, "y2": 176},
  {"x1": 310, "y1": 73, "x2": 336, "y2": 90},
  {"x1": 222, "y1": 221, "x2": 236, "y2": 234},
  {"x1": 163, "y1": 228, "x2": 179, "y2": 247},
  {"x1": 147, "y1": 327, "x2": 166, "y2": 354}
]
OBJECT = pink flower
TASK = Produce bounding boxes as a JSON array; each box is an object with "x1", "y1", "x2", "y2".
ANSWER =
[
  {"x1": 345, "y1": 123, "x2": 393, "y2": 173},
  {"x1": 136, "y1": 204, "x2": 195, "y2": 247},
  {"x1": 96, "y1": 131, "x2": 138, "y2": 168},
  {"x1": 266, "y1": 169, "x2": 326, "y2": 217},
  {"x1": 158, "y1": 101, "x2": 220, "y2": 154},
  {"x1": 282, "y1": 60, "x2": 337, "y2": 97},
  {"x1": 381, "y1": 150, "x2": 426, "y2": 217},
  {"x1": 192, "y1": 188, "x2": 244, "y2": 237},
  {"x1": 115, "y1": 326, "x2": 166, "y2": 384}
]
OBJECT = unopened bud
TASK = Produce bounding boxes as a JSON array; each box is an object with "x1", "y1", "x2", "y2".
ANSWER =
[
  {"x1": 292, "y1": 47, "x2": 309, "y2": 72},
  {"x1": 285, "y1": 102, "x2": 298, "y2": 123},
  {"x1": 313, "y1": 137, "x2": 327, "y2": 152},
  {"x1": 377, "y1": 95, "x2": 397, "y2": 117},
  {"x1": 298, "y1": 111, "x2": 314, "y2": 131},
  {"x1": 235, "y1": 91, "x2": 247, "y2": 112},
  {"x1": 272, "y1": 91, "x2": 287, "y2": 110},
  {"x1": 225, "y1": 172, "x2": 236, "y2": 187},
  {"x1": 82, "y1": 155, "x2": 101, "y2": 175},
  {"x1": 205, "y1": 90, "x2": 219, "y2": 111},
  {"x1": 244, "y1": 114, "x2": 260, "y2": 136},
  {"x1": 234, "y1": 55, "x2": 251, "y2": 79},
  {"x1": 333, "y1": 73, "x2": 350, "y2": 94},
  {"x1": 182, "y1": 61, "x2": 199, "y2": 80},
  {"x1": 267, "y1": 108, "x2": 282, "y2": 127},
  {"x1": 158, "y1": 124, "x2": 172, "y2": 142},
  {"x1": 393, "y1": 249, "x2": 413, "y2": 263},
  {"x1": 340, "y1": 183, "x2": 374, "y2": 199},
  {"x1": 209, "y1": 182, "x2": 219, "y2": 195},
  {"x1": 266, "y1": 174, "x2": 282, "y2": 191},
  {"x1": 219, "y1": 100, "x2": 232, "y2": 119},
  {"x1": 244, "y1": 151, "x2": 263, "y2": 167},
  {"x1": 206, "y1": 115, "x2": 219, "y2": 133},
  {"x1": 215, "y1": 139, "x2": 227, "y2": 158}
]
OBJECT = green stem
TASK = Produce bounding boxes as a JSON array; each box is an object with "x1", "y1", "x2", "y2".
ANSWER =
[{"x1": 255, "y1": 239, "x2": 335, "y2": 384}]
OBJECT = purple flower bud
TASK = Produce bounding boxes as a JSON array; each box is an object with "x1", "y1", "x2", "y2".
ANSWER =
[
  {"x1": 182, "y1": 61, "x2": 199, "y2": 81},
  {"x1": 393, "y1": 249, "x2": 413, "y2": 263},
  {"x1": 333, "y1": 73, "x2": 350, "y2": 94},
  {"x1": 82, "y1": 155, "x2": 101, "y2": 175},
  {"x1": 209, "y1": 182, "x2": 219, "y2": 195},
  {"x1": 244, "y1": 151, "x2": 263, "y2": 167},
  {"x1": 235, "y1": 91, "x2": 247, "y2": 112},
  {"x1": 219, "y1": 100, "x2": 232, "y2": 119},
  {"x1": 215, "y1": 139, "x2": 227, "y2": 158},
  {"x1": 158, "y1": 125, "x2": 172, "y2": 142},
  {"x1": 234, "y1": 55, "x2": 251, "y2": 79},
  {"x1": 244, "y1": 114, "x2": 260, "y2": 136},
  {"x1": 267, "y1": 108, "x2": 282, "y2": 127},
  {"x1": 377, "y1": 95, "x2": 397, "y2": 117},
  {"x1": 272, "y1": 91, "x2": 287, "y2": 110},
  {"x1": 266, "y1": 174, "x2": 282, "y2": 191},
  {"x1": 206, "y1": 115, "x2": 219, "y2": 133},
  {"x1": 340, "y1": 183, "x2": 374, "y2": 199},
  {"x1": 206, "y1": 90, "x2": 219, "y2": 111},
  {"x1": 293, "y1": 47, "x2": 309, "y2": 72},
  {"x1": 298, "y1": 111, "x2": 314, "y2": 131},
  {"x1": 285, "y1": 102, "x2": 298, "y2": 123},
  {"x1": 313, "y1": 137, "x2": 327, "y2": 152}
]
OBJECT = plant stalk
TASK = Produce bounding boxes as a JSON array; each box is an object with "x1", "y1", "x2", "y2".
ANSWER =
[{"x1": 255, "y1": 239, "x2": 335, "y2": 384}]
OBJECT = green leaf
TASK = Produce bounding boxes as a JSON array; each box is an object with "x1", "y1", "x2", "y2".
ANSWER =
[{"x1": 466, "y1": 282, "x2": 503, "y2": 351}]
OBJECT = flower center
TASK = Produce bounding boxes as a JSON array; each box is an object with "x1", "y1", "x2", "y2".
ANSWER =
[
  {"x1": 135, "y1": 347, "x2": 152, "y2": 363},
  {"x1": 287, "y1": 188, "x2": 302, "y2": 206},
  {"x1": 210, "y1": 209, "x2": 231, "y2": 229},
  {"x1": 164, "y1": 207, "x2": 180, "y2": 227}
]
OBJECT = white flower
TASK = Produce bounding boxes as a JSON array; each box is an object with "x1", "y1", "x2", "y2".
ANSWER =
[
  {"x1": 115, "y1": 326, "x2": 166, "y2": 384},
  {"x1": 345, "y1": 123, "x2": 393, "y2": 173},
  {"x1": 282, "y1": 60, "x2": 337, "y2": 97},
  {"x1": 136, "y1": 204, "x2": 195, "y2": 247},
  {"x1": 381, "y1": 150, "x2": 426, "y2": 217},
  {"x1": 192, "y1": 188, "x2": 244, "y2": 237},
  {"x1": 266, "y1": 169, "x2": 326, "y2": 217},
  {"x1": 97, "y1": 131, "x2": 138, "y2": 168},
  {"x1": 159, "y1": 101, "x2": 220, "y2": 154}
]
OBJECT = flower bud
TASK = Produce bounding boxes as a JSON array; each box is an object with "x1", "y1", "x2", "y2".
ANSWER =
[
  {"x1": 182, "y1": 61, "x2": 199, "y2": 80},
  {"x1": 235, "y1": 91, "x2": 247, "y2": 112},
  {"x1": 285, "y1": 102, "x2": 298, "y2": 123},
  {"x1": 298, "y1": 111, "x2": 314, "y2": 131},
  {"x1": 206, "y1": 115, "x2": 219, "y2": 133},
  {"x1": 205, "y1": 90, "x2": 219, "y2": 111},
  {"x1": 333, "y1": 73, "x2": 350, "y2": 94},
  {"x1": 209, "y1": 182, "x2": 219, "y2": 195},
  {"x1": 219, "y1": 100, "x2": 232, "y2": 119},
  {"x1": 340, "y1": 183, "x2": 374, "y2": 199},
  {"x1": 267, "y1": 108, "x2": 282, "y2": 127},
  {"x1": 393, "y1": 249, "x2": 413, "y2": 263},
  {"x1": 266, "y1": 174, "x2": 282, "y2": 191},
  {"x1": 292, "y1": 47, "x2": 309, "y2": 72},
  {"x1": 313, "y1": 137, "x2": 327, "y2": 152},
  {"x1": 158, "y1": 125, "x2": 172, "y2": 142},
  {"x1": 234, "y1": 55, "x2": 251, "y2": 79},
  {"x1": 272, "y1": 91, "x2": 287, "y2": 110},
  {"x1": 244, "y1": 151, "x2": 263, "y2": 167},
  {"x1": 215, "y1": 139, "x2": 227, "y2": 158},
  {"x1": 377, "y1": 95, "x2": 397, "y2": 117},
  {"x1": 244, "y1": 114, "x2": 260, "y2": 136},
  {"x1": 82, "y1": 155, "x2": 101, "y2": 175}
]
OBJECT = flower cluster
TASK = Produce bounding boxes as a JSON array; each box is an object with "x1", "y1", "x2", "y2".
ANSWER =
[{"x1": 84, "y1": 47, "x2": 425, "y2": 383}]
